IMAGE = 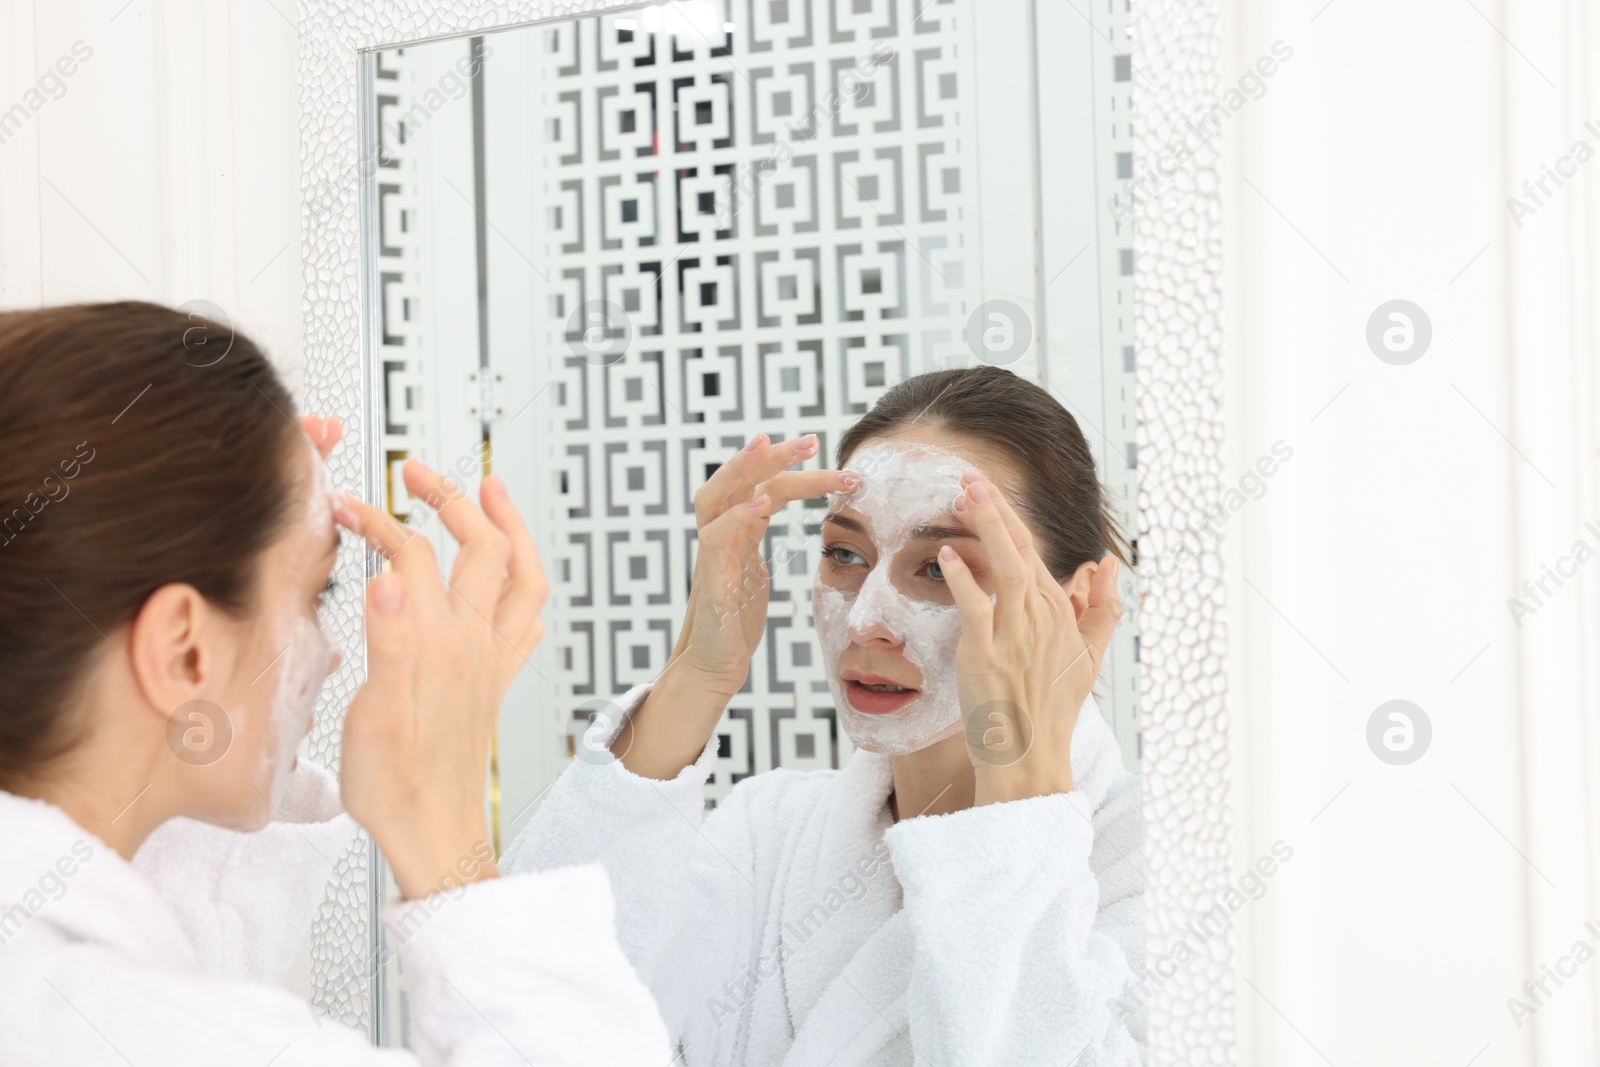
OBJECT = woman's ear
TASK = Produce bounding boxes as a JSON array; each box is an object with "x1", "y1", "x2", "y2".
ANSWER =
[
  {"x1": 127, "y1": 584, "x2": 225, "y2": 726},
  {"x1": 1064, "y1": 560, "x2": 1098, "y2": 620}
]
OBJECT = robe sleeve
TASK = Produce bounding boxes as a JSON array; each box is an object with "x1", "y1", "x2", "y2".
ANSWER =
[
  {"x1": 380, "y1": 863, "x2": 673, "y2": 1066},
  {"x1": 884, "y1": 776, "x2": 1147, "y2": 1066},
  {"x1": 499, "y1": 679, "x2": 759, "y2": 1050},
  {"x1": 6, "y1": 863, "x2": 671, "y2": 1066}
]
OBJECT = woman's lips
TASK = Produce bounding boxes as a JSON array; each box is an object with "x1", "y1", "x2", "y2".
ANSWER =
[{"x1": 843, "y1": 678, "x2": 921, "y2": 715}]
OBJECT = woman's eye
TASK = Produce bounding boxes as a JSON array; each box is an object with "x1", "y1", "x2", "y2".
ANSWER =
[
  {"x1": 925, "y1": 559, "x2": 946, "y2": 583},
  {"x1": 822, "y1": 544, "x2": 865, "y2": 567}
]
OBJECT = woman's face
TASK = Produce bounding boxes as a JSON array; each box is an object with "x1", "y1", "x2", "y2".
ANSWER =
[
  {"x1": 810, "y1": 425, "x2": 1023, "y2": 755},
  {"x1": 186, "y1": 438, "x2": 342, "y2": 829}
]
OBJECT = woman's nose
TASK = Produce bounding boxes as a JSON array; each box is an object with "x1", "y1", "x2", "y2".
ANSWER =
[
  {"x1": 845, "y1": 570, "x2": 904, "y2": 644},
  {"x1": 846, "y1": 600, "x2": 903, "y2": 646},
  {"x1": 848, "y1": 620, "x2": 903, "y2": 646}
]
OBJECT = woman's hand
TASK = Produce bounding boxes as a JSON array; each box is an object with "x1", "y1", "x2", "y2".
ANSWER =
[
  {"x1": 615, "y1": 432, "x2": 853, "y2": 779},
  {"x1": 672, "y1": 432, "x2": 848, "y2": 692},
  {"x1": 332, "y1": 457, "x2": 549, "y2": 898},
  {"x1": 935, "y1": 471, "x2": 1122, "y2": 806}
]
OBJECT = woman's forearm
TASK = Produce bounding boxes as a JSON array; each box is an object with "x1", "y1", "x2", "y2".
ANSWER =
[{"x1": 615, "y1": 657, "x2": 741, "y2": 780}]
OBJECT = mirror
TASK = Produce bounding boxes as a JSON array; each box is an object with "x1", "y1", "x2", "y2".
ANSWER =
[{"x1": 359, "y1": 0, "x2": 1141, "y2": 1052}]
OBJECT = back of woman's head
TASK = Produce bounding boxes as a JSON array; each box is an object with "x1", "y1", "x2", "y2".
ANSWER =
[
  {"x1": 836, "y1": 364, "x2": 1130, "y2": 580},
  {"x1": 0, "y1": 301, "x2": 301, "y2": 789}
]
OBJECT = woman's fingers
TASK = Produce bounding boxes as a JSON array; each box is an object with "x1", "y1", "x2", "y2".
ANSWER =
[
  {"x1": 401, "y1": 458, "x2": 511, "y2": 615},
  {"x1": 694, "y1": 432, "x2": 822, "y2": 523},
  {"x1": 331, "y1": 492, "x2": 416, "y2": 557},
  {"x1": 964, "y1": 470, "x2": 1061, "y2": 595},
  {"x1": 954, "y1": 477, "x2": 1028, "y2": 634},
  {"x1": 332, "y1": 491, "x2": 448, "y2": 609},
  {"x1": 699, "y1": 486, "x2": 773, "y2": 562},
  {"x1": 762, "y1": 467, "x2": 854, "y2": 509},
  {"x1": 299, "y1": 415, "x2": 343, "y2": 460},
  {"x1": 690, "y1": 490, "x2": 773, "y2": 613},
  {"x1": 477, "y1": 473, "x2": 550, "y2": 667},
  {"x1": 334, "y1": 461, "x2": 548, "y2": 701},
  {"x1": 353, "y1": 572, "x2": 416, "y2": 736},
  {"x1": 936, "y1": 545, "x2": 995, "y2": 659}
]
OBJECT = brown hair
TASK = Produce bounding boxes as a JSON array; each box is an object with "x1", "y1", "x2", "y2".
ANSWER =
[
  {"x1": 836, "y1": 365, "x2": 1131, "y2": 580},
  {"x1": 0, "y1": 301, "x2": 303, "y2": 789}
]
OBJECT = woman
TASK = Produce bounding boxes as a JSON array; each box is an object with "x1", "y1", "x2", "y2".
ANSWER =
[
  {"x1": 504, "y1": 365, "x2": 1146, "y2": 1066},
  {"x1": 0, "y1": 302, "x2": 669, "y2": 1065}
]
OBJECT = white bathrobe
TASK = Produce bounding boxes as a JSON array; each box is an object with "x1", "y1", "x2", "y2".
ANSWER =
[
  {"x1": 503, "y1": 682, "x2": 1147, "y2": 1067},
  {"x1": 0, "y1": 758, "x2": 670, "y2": 1066}
]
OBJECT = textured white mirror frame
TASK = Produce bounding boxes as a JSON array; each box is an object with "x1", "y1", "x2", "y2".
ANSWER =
[{"x1": 297, "y1": 0, "x2": 1230, "y2": 1061}]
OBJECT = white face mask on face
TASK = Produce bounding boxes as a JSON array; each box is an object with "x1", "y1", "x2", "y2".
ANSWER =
[
  {"x1": 255, "y1": 444, "x2": 338, "y2": 807},
  {"x1": 810, "y1": 439, "x2": 988, "y2": 756}
]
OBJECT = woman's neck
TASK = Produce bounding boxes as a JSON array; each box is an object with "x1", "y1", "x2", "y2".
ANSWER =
[
  {"x1": 888, "y1": 732, "x2": 974, "y2": 821},
  {"x1": 11, "y1": 736, "x2": 170, "y2": 861}
]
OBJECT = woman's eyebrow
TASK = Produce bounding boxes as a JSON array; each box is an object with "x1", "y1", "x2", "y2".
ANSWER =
[
  {"x1": 824, "y1": 512, "x2": 978, "y2": 543},
  {"x1": 823, "y1": 511, "x2": 866, "y2": 534},
  {"x1": 909, "y1": 522, "x2": 978, "y2": 542}
]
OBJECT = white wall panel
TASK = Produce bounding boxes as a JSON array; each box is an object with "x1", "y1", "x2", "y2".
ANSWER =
[
  {"x1": 1223, "y1": 0, "x2": 1600, "y2": 1064},
  {"x1": 0, "y1": 0, "x2": 304, "y2": 397}
]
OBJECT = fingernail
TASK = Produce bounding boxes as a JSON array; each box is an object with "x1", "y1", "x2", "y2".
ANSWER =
[
  {"x1": 743, "y1": 433, "x2": 766, "y2": 453},
  {"x1": 939, "y1": 546, "x2": 956, "y2": 562},
  {"x1": 748, "y1": 493, "x2": 770, "y2": 511},
  {"x1": 331, "y1": 491, "x2": 362, "y2": 533},
  {"x1": 484, "y1": 473, "x2": 506, "y2": 497},
  {"x1": 797, "y1": 433, "x2": 818, "y2": 453},
  {"x1": 969, "y1": 482, "x2": 990, "y2": 505},
  {"x1": 372, "y1": 573, "x2": 406, "y2": 615},
  {"x1": 1108, "y1": 557, "x2": 1120, "y2": 580},
  {"x1": 839, "y1": 471, "x2": 861, "y2": 489},
  {"x1": 962, "y1": 467, "x2": 982, "y2": 483},
  {"x1": 952, "y1": 493, "x2": 967, "y2": 513}
]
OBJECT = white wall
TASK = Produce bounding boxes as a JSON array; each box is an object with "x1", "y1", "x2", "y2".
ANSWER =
[
  {"x1": 0, "y1": 0, "x2": 304, "y2": 396},
  {"x1": 1224, "y1": 0, "x2": 1600, "y2": 1064}
]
